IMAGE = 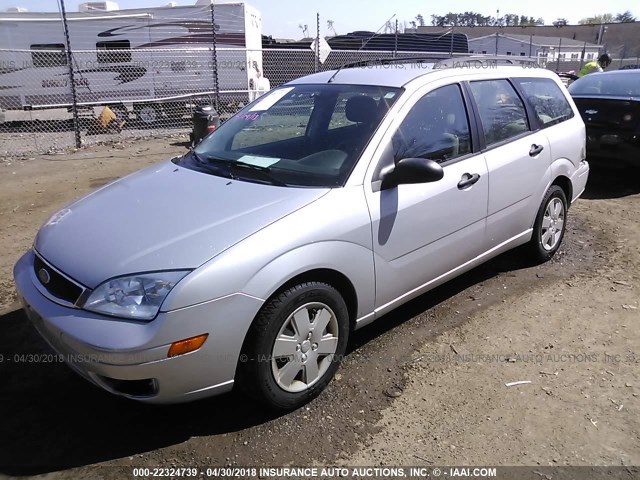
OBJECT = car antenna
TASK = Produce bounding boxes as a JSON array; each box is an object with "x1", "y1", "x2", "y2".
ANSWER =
[{"x1": 327, "y1": 66, "x2": 342, "y2": 83}]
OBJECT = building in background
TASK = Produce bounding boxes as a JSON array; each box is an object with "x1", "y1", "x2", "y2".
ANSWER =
[
  {"x1": 418, "y1": 22, "x2": 640, "y2": 61},
  {"x1": 468, "y1": 33, "x2": 601, "y2": 65}
]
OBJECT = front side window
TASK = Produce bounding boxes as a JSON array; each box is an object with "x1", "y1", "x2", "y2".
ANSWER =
[
  {"x1": 30, "y1": 44, "x2": 67, "y2": 68},
  {"x1": 469, "y1": 79, "x2": 530, "y2": 146},
  {"x1": 392, "y1": 84, "x2": 471, "y2": 164},
  {"x1": 516, "y1": 77, "x2": 574, "y2": 127},
  {"x1": 177, "y1": 84, "x2": 402, "y2": 187}
]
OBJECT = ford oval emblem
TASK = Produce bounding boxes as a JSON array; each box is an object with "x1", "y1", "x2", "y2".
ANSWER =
[{"x1": 38, "y1": 268, "x2": 51, "y2": 285}]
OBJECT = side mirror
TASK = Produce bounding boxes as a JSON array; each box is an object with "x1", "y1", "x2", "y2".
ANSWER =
[{"x1": 381, "y1": 157, "x2": 444, "y2": 190}]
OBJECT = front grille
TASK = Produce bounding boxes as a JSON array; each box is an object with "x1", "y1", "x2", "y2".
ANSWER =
[{"x1": 33, "y1": 254, "x2": 83, "y2": 305}]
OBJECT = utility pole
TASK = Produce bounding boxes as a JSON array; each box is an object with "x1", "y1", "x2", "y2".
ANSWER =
[
  {"x1": 394, "y1": 19, "x2": 398, "y2": 57},
  {"x1": 556, "y1": 37, "x2": 562, "y2": 71},
  {"x1": 315, "y1": 12, "x2": 320, "y2": 73},
  {"x1": 58, "y1": 0, "x2": 81, "y2": 148}
]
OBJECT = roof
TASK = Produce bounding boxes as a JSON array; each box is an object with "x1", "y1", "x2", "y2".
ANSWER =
[
  {"x1": 287, "y1": 61, "x2": 558, "y2": 88},
  {"x1": 287, "y1": 64, "x2": 437, "y2": 87},
  {"x1": 469, "y1": 33, "x2": 600, "y2": 48}
]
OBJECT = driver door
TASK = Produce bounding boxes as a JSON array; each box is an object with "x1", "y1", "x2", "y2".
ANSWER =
[{"x1": 364, "y1": 83, "x2": 489, "y2": 314}]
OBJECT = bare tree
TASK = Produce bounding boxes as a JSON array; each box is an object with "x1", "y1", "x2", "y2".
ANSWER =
[
  {"x1": 415, "y1": 14, "x2": 425, "y2": 26},
  {"x1": 298, "y1": 24, "x2": 309, "y2": 38},
  {"x1": 383, "y1": 20, "x2": 395, "y2": 34},
  {"x1": 326, "y1": 19, "x2": 337, "y2": 36}
]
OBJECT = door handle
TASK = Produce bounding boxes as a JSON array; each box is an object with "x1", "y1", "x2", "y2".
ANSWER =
[
  {"x1": 529, "y1": 144, "x2": 544, "y2": 156},
  {"x1": 457, "y1": 173, "x2": 480, "y2": 189}
]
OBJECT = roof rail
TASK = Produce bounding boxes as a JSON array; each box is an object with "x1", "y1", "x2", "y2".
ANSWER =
[
  {"x1": 327, "y1": 55, "x2": 448, "y2": 83},
  {"x1": 339, "y1": 56, "x2": 449, "y2": 70},
  {"x1": 433, "y1": 55, "x2": 540, "y2": 69},
  {"x1": 326, "y1": 54, "x2": 541, "y2": 83}
]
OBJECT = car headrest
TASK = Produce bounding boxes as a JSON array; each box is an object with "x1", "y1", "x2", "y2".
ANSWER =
[{"x1": 345, "y1": 96, "x2": 378, "y2": 124}]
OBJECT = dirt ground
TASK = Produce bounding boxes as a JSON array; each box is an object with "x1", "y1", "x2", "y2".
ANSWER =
[{"x1": 0, "y1": 139, "x2": 639, "y2": 478}]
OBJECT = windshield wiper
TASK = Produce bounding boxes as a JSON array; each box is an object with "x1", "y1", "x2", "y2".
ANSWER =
[
  {"x1": 229, "y1": 161, "x2": 289, "y2": 187},
  {"x1": 188, "y1": 151, "x2": 234, "y2": 179},
  {"x1": 195, "y1": 152, "x2": 288, "y2": 187}
]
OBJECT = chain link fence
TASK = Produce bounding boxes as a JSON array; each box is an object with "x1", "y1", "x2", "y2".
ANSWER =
[
  {"x1": 1, "y1": 4, "x2": 639, "y2": 157},
  {"x1": 0, "y1": 45, "x2": 443, "y2": 157}
]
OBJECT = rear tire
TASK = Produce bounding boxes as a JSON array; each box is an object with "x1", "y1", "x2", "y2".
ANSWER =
[
  {"x1": 237, "y1": 282, "x2": 349, "y2": 410},
  {"x1": 135, "y1": 104, "x2": 159, "y2": 125},
  {"x1": 526, "y1": 185, "x2": 567, "y2": 263}
]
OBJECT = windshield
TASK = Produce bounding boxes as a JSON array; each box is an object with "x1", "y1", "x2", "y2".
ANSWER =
[
  {"x1": 176, "y1": 84, "x2": 402, "y2": 187},
  {"x1": 569, "y1": 72, "x2": 640, "y2": 97}
]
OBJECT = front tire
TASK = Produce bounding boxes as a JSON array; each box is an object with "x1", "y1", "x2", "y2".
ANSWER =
[
  {"x1": 527, "y1": 185, "x2": 568, "y2": 262},
  {"x1": 238, "y1": 282, "x2": 349, "y2": 410}
]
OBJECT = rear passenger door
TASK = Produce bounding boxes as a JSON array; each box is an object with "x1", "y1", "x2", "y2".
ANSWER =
[{"x1": 467, "y1": 79, "x2": 551, "y2": 247}]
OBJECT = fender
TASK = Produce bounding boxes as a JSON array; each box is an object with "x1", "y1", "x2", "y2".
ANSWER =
[
  {"x1": 241, "y1": 241, "x2": 375, "y2": 320},
  {"x1": 528, "y1": 157, "x2": 575, "y2": 230}
]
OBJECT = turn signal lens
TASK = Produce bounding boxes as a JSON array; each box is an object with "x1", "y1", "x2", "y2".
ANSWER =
[{"x1": 168, "y1": 334, "x2": 208, "y2": 358}]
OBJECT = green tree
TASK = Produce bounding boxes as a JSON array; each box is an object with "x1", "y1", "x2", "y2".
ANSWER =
[
  {"x1": 579, "y1": 13, "x2": 615, "y2": 24},
  {"x1": 615, "y1": 10, "x2": 636, "y2": 22}
]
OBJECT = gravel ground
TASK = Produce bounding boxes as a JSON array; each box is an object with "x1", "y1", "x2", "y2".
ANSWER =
[{"x1": 0, "y1": 140, "x2": 639, "y2": 478}]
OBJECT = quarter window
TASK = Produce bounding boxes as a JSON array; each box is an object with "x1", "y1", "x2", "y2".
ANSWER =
[
  {"x1": 469, "y1": 79, "x2": 530, "y2": 146},
  {"x1": 516, "y1": 78, "x2": 574, "y2": 127},
  {"x1": 392, "y1": 84, "x2": 471, "y2": 164}
]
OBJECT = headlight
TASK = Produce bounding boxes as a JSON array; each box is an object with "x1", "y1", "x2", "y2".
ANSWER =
[{"x1": 83, "y1": 271, "x2": 190, "y2": 321}]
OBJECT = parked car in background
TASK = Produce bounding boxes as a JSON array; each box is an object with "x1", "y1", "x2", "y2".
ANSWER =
[
  {"x1": 620, "y1": 64, "x2": 640, "y2": 70},
  {"x1": 569, "y1": 70, "x2": 640, "y2": 165},
  {"x1": 557, "y1": 72, "x2": 579, "y2": 87},
  {"x1": 14, "y1": 58, "x2": 589, "y2": 410}
]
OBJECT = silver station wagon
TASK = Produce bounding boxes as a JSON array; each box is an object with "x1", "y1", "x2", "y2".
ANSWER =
[{"x1": 14, "y1": 58, "x2": 589, "y2": 409}]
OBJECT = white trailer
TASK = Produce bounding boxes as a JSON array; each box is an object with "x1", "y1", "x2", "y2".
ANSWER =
[{"x1": 0, "y1": 1, "x2": 264, "y2": 122}]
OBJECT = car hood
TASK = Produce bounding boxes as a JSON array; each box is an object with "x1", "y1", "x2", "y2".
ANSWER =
[{"x1": 35, "y1": 160, "x2": 328, "y2": 288}]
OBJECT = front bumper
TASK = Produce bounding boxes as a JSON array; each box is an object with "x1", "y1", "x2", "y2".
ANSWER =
[{"x1": 13, "y1": 250, "x2": 264, "y2": 404}]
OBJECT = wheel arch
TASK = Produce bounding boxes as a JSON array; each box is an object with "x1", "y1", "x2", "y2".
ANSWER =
[
  {"x1": 551, "y1": 175, "x2": 573, "y2": 207},
  {"x1": 265, "y1": 268, "x2": 359, "y2": 331},
  {"x1": 549, "y1": 158, "x2": 577, "y2": 206},
  {"x1": 234, "y1": 266, "x2": 359, "y2": 395}
]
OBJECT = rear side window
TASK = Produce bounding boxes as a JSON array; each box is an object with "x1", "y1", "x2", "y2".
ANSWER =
[
  {"x1": 392, "y1": 84, "x2": 472, "y2": 164},
  {"x1": 96, "y1": 40, "x2": 132, "y2": 64},
  {"x1": 568, "y1": 72, "x2": 640, "y2": 97},
  {"x1": 517, "y1": 78, "x2": 574, "y2": 128},
  {"x1": 469, "y1": 79, "x2": 529, "y2": 147}
]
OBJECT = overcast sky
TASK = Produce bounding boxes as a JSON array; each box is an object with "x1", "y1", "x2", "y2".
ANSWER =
[{"x1": 1, "y1": 0, "x2": 636, "y2": 38}]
